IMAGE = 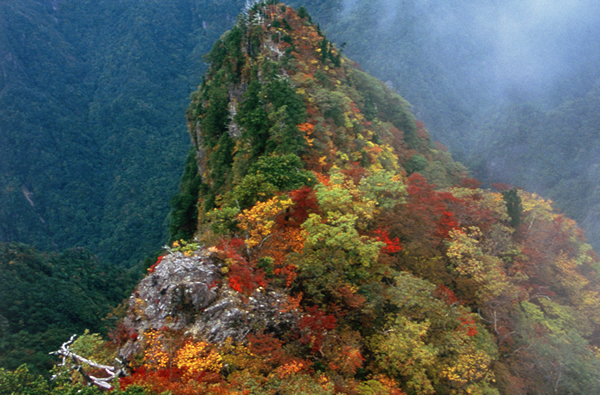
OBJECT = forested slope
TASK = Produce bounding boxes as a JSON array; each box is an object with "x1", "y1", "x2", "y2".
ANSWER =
[
  {"x1": 291, "y1": 0, "x2": 600, "y2": 249},
  {"x1": 119, "y1": 4, "x2": 600, "y2": 393},
  {"x1": 0, "y1": 0, "x2": 245, "y2": 267},
  {"x1": 2, "y1": 2, "x2": 600, "y2": 394},
  {"x1": 0, "y1": 243, "x2": 134, "y2": 375}
]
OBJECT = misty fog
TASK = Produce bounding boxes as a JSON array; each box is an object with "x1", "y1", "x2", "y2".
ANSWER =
[{"x1": 326, "y1": 0, "x2": 600, "y2": 248}]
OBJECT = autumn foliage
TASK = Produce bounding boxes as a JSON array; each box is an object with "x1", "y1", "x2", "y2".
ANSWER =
[{"x1": 111, "y1": 3, "x2": 600, "y2": 395}]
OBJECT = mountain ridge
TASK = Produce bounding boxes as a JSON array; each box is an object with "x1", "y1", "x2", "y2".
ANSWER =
[
  {"x1": 2, "y1": 2, "x2": 600, "y2": 394},
  {"x1": 116, "y1": 3, "x2": 600, "y2": 394}
]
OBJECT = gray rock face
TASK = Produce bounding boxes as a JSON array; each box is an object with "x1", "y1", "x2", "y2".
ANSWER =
[{"x1": 118, "y1": 248, "x2": 297, "y2": 361}]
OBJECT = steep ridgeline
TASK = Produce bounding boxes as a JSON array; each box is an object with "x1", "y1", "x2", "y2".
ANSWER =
[
  {"x1": 52, "y1": 3, "x2": 600, "y2": 395},
  {"x1": 169, "y1": 1, "x2": 468, "y2": 241}
]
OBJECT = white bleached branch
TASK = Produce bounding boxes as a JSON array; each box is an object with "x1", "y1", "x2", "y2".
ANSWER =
[{"x1": 50, "y1": 334, "x2": 125, "y2": 391}]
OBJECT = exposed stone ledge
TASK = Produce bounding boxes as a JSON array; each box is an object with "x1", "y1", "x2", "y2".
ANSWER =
[{"x1": 118, "y1": 248, "x2": 297, "y2": 361}]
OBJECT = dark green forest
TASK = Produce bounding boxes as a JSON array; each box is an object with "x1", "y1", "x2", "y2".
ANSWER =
[
  {"x1": 0, "y1": 0, "x2": 246, "y2": 267},
  {"x1": 0, "y1": 243, "x2": 135, "y2": 375}
]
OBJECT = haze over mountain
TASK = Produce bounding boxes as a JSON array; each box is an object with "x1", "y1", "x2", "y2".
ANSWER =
[{"x1": 308, "y1": 0, "x2": 600, "y2": 246}]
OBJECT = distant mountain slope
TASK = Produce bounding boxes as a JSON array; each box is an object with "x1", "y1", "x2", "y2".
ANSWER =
[
  {"x1": 474, "y1": 83, "x2": 600, "y2": 251},
  {"x1": 0, "y1": 0, "x2": 245, "y2": 267},
  {"x1": 0, "y1": 242, "x2": 134, "y2": 375},
  {"x1": 0, "y1": 0, "x2": 98, "y2": 251}
]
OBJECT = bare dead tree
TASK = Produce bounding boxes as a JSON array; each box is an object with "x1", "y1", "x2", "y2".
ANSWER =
[{"x1": 50, "y1": 334, "x2": 125, "y2": 391}]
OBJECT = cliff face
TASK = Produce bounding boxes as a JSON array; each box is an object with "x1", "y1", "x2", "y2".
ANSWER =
[
  {"x1": 116, "y1": 3, "x2": 600, "y2": 395},
  {"x1": 176, "y1": 1, "x2": 466, "y2": 228},
  {"x1": 118, "y1": 248, "x2": 297, "y2": 362}
]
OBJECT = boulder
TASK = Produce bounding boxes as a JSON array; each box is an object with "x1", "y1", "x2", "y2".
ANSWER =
[{"x1": 118, "y1": 248, "x2": 297, "y2": 361}]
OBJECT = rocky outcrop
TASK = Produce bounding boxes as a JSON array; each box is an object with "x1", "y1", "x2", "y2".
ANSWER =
[{"x1": 118, "y1": 248, "x2": 298, "y2": 361}]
